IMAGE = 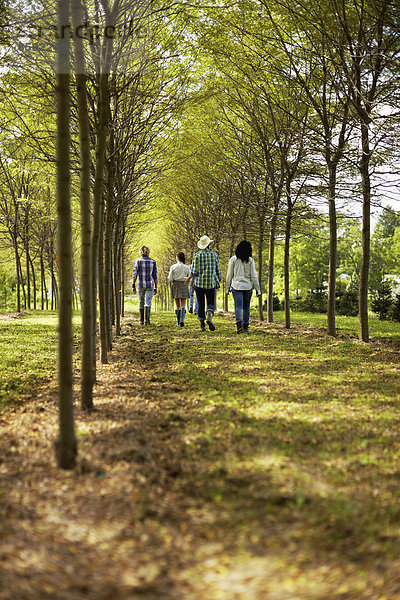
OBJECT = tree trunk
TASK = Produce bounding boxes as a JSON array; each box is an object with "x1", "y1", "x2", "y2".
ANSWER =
[
  {"x1": 104, "y1": 206, "x2": 113, "y2": 350},
  {"x1": 267, "y1": 202, "x2": 278, "y2": 324},
  {"x1": 90, "y1": 72, "x2": 109, "y2": 390},
  {"x1": 72, "y1": 0, "x2": 94, "y2": 409},
  {"x1": 29, "y1": 255, "x2": 37, "y2": 310},
  {"x1": 25, "y1": 235, "x2": 31, "y2": 310},
  {"x1": 284, "y1": 198, "x2": 292, "y2": 330},
  {"x1": 14, "y1": 244, "x2": 21, "y2": 312},
  {"x1": 327, "y1": 165, "x2": 337, "y2": 337},
  {"x1": 98, "y1": 224, "x2": 108, "y2": 363},
  {"x1": 258, "y1": 229, "x2": 264, "y2": 321},
  {"x1": 359, "y1": 119, "x2": 371, "y2": 342},
  {"x1": 54, "y1": 0, "x2": 77, "y2": 470}
]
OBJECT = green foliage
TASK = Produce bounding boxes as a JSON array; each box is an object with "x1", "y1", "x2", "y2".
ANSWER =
[
  {"x1": 371, "y1": 280, "x2": 393, "y2": 321},
  {"x1": 296, "y1": 288, "x2": 328, "y2": 313},
  {"x1": 336, "y1": 279, "x2": 359, "y2": 317},
  {"x1": 389, "y1": 294, "x2": 400, "y2": 323}
]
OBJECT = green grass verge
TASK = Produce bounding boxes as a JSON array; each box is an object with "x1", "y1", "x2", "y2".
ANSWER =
[{"x1": 0, "y1": 310, "x2": 81, "y2": 405}]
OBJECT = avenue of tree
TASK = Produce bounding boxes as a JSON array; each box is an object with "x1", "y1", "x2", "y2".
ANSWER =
[{"x1": 0, "y1": 0, "x2": 399, "y2": 467}]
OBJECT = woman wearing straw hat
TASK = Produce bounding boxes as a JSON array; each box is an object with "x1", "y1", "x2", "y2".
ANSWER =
[{"x1": 186, "y1": 235, "x2": 221, "y2": 332}]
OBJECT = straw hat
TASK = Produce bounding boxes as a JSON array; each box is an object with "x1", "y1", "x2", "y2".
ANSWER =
[{"x1": 197, "y1": 235, "x2": 214, "y2": 249}]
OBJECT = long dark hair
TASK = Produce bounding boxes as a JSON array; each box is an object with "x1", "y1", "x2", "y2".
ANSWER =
[
  {"x1": 176, "y1": 251, "x2": 185, "y2": 263},
  {"x1": 235, "y1": 240, "x2": 252, "y2": 263}
]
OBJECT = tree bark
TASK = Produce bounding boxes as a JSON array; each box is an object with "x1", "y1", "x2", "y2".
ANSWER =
[
  {"x1": 359, "y1": 119, "x2": 371, "y2": 342},
  {"x1": 267, "y1": 201, "x2": 278, "y2": 324},
  {"x1": 54, "y1": 0, "x2": 77, "y2": 470},
  {"x1": 72, "y1": 0, "x2": 94, "y2": 409},
  {"x1": 327, "y1": 165, "x2": 337, "y2": 337},
  {"x1": 284, "y1": 197, "x2": 292, "y2": 329},
  {"x1": 257, "y1": 229, "x2": 264, "y2": 321}
]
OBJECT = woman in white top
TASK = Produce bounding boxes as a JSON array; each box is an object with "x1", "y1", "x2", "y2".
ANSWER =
[
  {"x1": 226, "y1": 240, "x2": 261, "y2": 334},
  {"x1": 168, "y1": 251, "x2": 191, "y2": 326}
]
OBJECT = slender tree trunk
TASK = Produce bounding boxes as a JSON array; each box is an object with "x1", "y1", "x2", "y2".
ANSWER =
[
  {"x1": 258, "y1": 228, "x2": 264, "y2": 321},
  {"x1": 14, "y1": 244, "x2": 21, "y2": 312},
  {"x1": 40, "y1": 253, "x2": 45, "y2": 310},
  {"x1": 121, "y1": 240, "x2": 125, "y2": 318},
  {"x1": 18, "y1": 253, "x2": 26, "y2": 309},
  {"x1": 25, "y1": 236, "x2": 31, "y2": 310},
  {"x1": 327, "y1": 165, "x2": 337, "y2": 337},
  {"x1": 54, "y1": 0, "x2": 77, "y2": 470},
  {"x1": 72, "y1": 0, "x2": 94, "y2": 409},
  {"x1": 359, "y1": 120, "x2": 371, "y2": 343},
  {"x1": 284, "y1": 200, "x2": 292, "y2": 329},
  {"x1": 90, "y1": 73, "x2": 109, "y2": 387},
  {"x1": 104, "y1": 207, "x2": 113, "y2": 350},
  {"x1": 98, "y1": 224, "x2": 108, "y2": 363},
  {"x1": 113, "y1": 223, "x2": 121, "y2": 337},
  {"x1": 29, "y1": 255, "x2": 37, "y2": 310},
  {"x1": 267, "y1": 202, "x2": 278, "y2": 323}
]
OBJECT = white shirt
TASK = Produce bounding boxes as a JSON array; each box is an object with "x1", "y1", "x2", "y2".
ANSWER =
[
  {"x1": 226, "y1": 256, "x2": 261, "y2": 293},
  {"x1": 168, "y1": 261, "x2": 191, "y2": 282}
]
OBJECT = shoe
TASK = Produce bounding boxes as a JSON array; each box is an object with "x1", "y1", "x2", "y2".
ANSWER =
[
  {"x1": 200, "y1": 320, "x2": 206, "y2": 332},
  {"x1": 243, "y1": 324, "x2": 249, "y2": 333},
  {"x1": 236, "y1": 322, "x2": 244, "y2": 334},
  {"x1": 206, "y1": 310, "x2": 215, "y2": 331},
  {"x1": 175, "y1": 308, "x2": 181, "y2": 326},
  {"x1": 180, "y1": 308, "x2": 186, "y2": 326},
  {"x1": 139, "y1": 308, "x2": 145, "y2": 325}
]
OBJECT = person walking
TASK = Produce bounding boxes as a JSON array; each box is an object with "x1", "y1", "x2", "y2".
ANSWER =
[
  {"x1": 168, "y1": 251, "x2": 191, "y2": 327},
  {"x1": 186, "y1": 235, "x2": 221, "y2": 332},
  {"x1": 226, "y1": 240, "x2": 261, "y2": 334},
  {"x1": 132, "y1": 246, "x2": 158, "y2": 325}
]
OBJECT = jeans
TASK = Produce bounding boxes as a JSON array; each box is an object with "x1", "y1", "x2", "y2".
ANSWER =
[
  {"x1": 231, "y1": 288, "x2": 253, "y2": 325},
  {"x1": 189, "y1": 285, "x2": 199, "y2": 314},
  {"x1": 138, "y1": 287, "x2": 154, "y2": 309},
  {"x1": 194, "y1": 286, "x2": 216, "y2": 321}
]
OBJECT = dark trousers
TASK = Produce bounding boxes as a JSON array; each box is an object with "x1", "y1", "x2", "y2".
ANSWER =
[{"x1": 194, "y1": 286, "x2": 216, "y2": 321}]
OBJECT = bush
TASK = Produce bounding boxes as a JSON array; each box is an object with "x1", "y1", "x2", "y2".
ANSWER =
[
  {"x1": 336, "y1": 280, "x2": 359, "y2": 317},
  {"x1": 263, "y1": 293, "x2": 282, "y2": 312},
  {"x1": 297, "y1": 289, "x2": 327, "y2": 313},
  {"x1": 389, "y1": 294, "x2": 400, "y2": 322},
  {"x1": 371, "y1": 280, "x2": 393, "y2": 320}
]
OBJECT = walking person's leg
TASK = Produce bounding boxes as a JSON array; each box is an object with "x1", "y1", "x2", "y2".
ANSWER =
[
  {"x1": 188, "y1": 286, "x2": 194, "y2": 313},
  {"x1": 179, "y1": 298, "x2": 187, "y2": 326},
  {"x1": 242, "y1": 289, "x2": 253, "y2": 333},
  {"x1": 138, "y1": 288, "x2": 145, "y2": 325},
  {"x1": 231, "y1": 288, "x2": 244, "y2": 333},
  {"x1": 174, "y1": 297, "x2": 181, "y2": 326},
  {"x1": 144, "y1": 288, "x2": 154, "y2": 324},
  {"x1": 205, "y1": 287, "x2": 216, "y2": 331},
  {"x1": 195, "y1": 286, "x2": 206, "y2": 331}
]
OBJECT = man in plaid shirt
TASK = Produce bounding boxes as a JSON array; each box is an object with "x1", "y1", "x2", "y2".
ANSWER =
[
  {"x1": 186, "y1": 235, "x2": 221, "y2": 331},
  {"x1": 132, "y1": 246, "x2": 158, "y2": 325}
]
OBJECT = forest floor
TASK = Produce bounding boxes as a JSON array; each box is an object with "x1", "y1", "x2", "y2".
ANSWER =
[{"x1": 1, "y1": 310, "x2": 400, "y2": 600}]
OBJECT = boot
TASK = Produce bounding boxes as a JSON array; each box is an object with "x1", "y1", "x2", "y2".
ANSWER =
[
  {"x1": 243, "y1": 323, "x2": 249, "y2": 333},
  {"x1": 206, "y1": 309, "x2": 215, "y2": 331},
  {"x1": 180, "y1": 308, "x2": 186, "y2": 327},
  {"x1": 139, "y1": 308, "x2": 145, "y2": 325},
  {"x1": 200, "y1": 320, "x2": 206, "y2": 332},
  {"x1": 145, "y1": 306, "x2": 151, "y2": 325},
  {"x1": 175, "y1": 308, "x2": 181, "y2": 326},
  {"x1": 236, "y1": 321, "x2": 244, "y2": 334}
]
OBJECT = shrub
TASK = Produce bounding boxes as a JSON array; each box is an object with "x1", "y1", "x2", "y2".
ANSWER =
[
  {"x1": 389, "y1": 294, "x2": 400, "y2": 322},
  {"x1": 371, "y1": 280, "x2": 393, "y2": 320},
  {"x1": 336, "y1": 280, "x2": 359, "y2": 317},
  {"x1": 297, "y1": 289, "x2": 327, "y2": 313}
]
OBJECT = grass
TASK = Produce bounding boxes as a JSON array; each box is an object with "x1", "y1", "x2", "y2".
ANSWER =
[
  {"x1": 1, "y1": 307, "x2": 400, "y2": 597},
  {"x1": 114, "y1": 309, "x2": 400, "y2": 595},
  {"x1": 0, "y1": 310, "x2": 81, "y2": 405}
]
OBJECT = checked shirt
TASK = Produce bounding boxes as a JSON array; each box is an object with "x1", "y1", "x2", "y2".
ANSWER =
[
  {"x1": 132, "y1": 256, "x2": 158, "y2": 289},
  {"x1": 190, "y1": 248, "x2": 222, "y2": 289}
]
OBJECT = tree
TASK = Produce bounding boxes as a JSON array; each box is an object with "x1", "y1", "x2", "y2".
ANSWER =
[{"x1": 54, "y1": 0, "x2": 77, "y2": 470}]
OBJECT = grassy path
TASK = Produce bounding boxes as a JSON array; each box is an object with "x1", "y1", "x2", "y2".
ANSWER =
[{"x1": 1, "y1": 310, "x2": 400, "y2": 599}]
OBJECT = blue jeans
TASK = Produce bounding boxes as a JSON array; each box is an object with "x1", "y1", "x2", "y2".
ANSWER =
[
  {"x1": 232, "y1": 288, "x2": 253, "y2": 325},
  {"x1": 138, "y1": 287, "x2": 154, "y2": 309},
  {"x1": 189, "y1": 285, "x2": 199, "y2": 314}
]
